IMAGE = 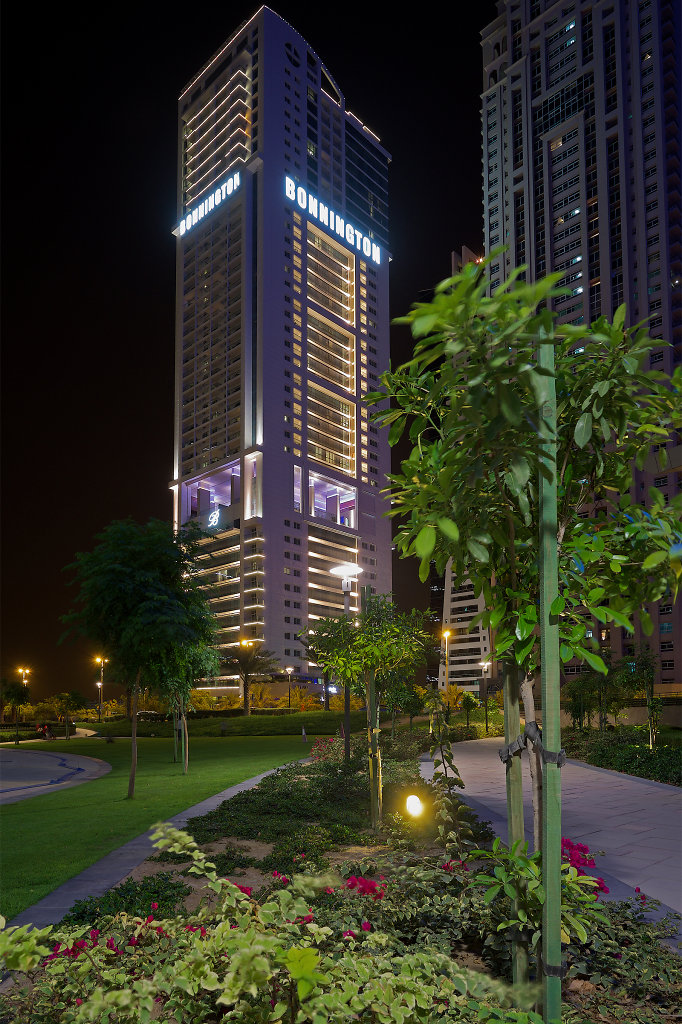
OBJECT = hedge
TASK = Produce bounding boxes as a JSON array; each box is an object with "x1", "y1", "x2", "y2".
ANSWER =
[{"x1": 90, "y1": 710, "x2": 370, "y2": 738}]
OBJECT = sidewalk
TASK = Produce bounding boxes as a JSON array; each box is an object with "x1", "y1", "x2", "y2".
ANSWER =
[
  {"x1": 0, "y1": 747, "x2": 111, "y2": 805},
  {"x1": 420, "y1": 737, "x2": 682, "y2": 918}
]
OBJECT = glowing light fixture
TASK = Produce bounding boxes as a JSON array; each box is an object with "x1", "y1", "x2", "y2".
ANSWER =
[{"x1": 406, "y1": 794, "x2": 423, "y2": 817}]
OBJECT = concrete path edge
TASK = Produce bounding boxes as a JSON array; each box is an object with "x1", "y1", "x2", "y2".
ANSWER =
[{"x1": 7, "y1": 765, "x2": 284, "y2": 930}]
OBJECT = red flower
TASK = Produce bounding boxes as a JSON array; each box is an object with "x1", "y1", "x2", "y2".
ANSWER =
[
  {"x1": 150, "y1": 902, "x2": 158, "y2": 910},
  {"x1": 361, "y1": 921, "x2": 371, "y2": 931},
  {"x1": 236, "y1": 884, "x2": 253, "y2": 896},
  {"x1": 342, "y1": 930, "x2": 356, "y2": 939}
]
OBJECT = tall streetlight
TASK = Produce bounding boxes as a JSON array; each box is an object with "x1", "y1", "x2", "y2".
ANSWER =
[
  {"x1": 441, "y1": 630, "x2": 451, "y2": 691},
  {"x1": 329, "y1": 562, "x2": 363, "y2": 762},
  {"x1": 286, "y1": 666, "x2": 294, "y2": 708},
  {"x1": 18, "y1": 667, "x2": 30, "y2": 688},
  {"x1": 479, "y1": 661, "x2": 491, "y2": 734},
  {"x1": 95, "y1": 657, "x2": 108, "y2": 723}
]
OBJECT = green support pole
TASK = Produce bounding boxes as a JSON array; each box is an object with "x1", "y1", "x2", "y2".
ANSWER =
[
  {"x1": 503, "y1": 661, "x2": 528, "y2": 987},
  {"x1": 361, "y1": 585, "x2": 381, "y2": 829},
  {"x1": 538, "y1": 331, "x2": 563, "y2": 1023}
]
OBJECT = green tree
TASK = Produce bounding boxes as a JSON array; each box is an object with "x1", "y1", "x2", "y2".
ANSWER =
[
  {"x1": 62, "y1": 518, "x2": 217, "y2": 798},
  {"x1": 3, "y1": 681, "x2": 29, "y2": 745},
  {"x1": 52, "y1": 691, "x2": 85, "y2": 740},
  {"x1": 304, "y1": 594, "x2": 433, "y2": 826},
  {"x1": 460, "y1": 691, "x2": 480, "y2": 729},
  {"x1": 368, "y1": 257, "x2": 682, "y2": 1003},
  {"x1": 223, "y1": 642, "x2": 279, "y2": 716},
  {"x1": 624, "y1": 643, "x2": 658, "y2": 748}
]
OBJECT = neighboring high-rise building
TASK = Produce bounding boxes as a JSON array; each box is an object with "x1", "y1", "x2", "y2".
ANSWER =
[
  {"x1": 436, "y1": 247, "x2": 494, "y2": 696},
  {"x1": 172, "y1": 7, "x2": 392, "y2": 685},
  {"x1": 481, "y1": 0, "x2": 681, "y2": 693}
]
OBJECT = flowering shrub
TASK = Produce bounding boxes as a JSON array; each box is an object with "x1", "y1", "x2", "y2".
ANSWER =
[
  {"x1": 561, "y1": 836, "x2": 609, "y2": 896},
  {"x1": 0, "y1": 824, "x2": 541, "y2": 1024},
  {"x1": 310, "y1": 736, "x2": 336, "y2": 762}
]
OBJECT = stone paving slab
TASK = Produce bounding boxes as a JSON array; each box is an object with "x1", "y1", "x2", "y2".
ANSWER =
[{"x1": 420, "y1": 737, "x2": 682, "y2": 939}]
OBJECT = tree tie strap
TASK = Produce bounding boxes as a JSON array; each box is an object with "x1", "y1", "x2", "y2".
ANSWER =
[
  {"x1": 541, "y1": 956, "x2": 568, "y2": 979},
  {"x1": 498, "y1": 723, "x2": 566, "y2": 769}
]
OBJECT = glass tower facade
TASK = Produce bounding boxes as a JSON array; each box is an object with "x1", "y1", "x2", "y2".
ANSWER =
[
  {"x1": 481, "y1": 0, "x2": 681, "y2": 692},
  {"x1": 172, "y1": 8, "x2": 392, "y2": 685}
]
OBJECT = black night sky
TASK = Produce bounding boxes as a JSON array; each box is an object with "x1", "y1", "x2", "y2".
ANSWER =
[{"x1": 1, "y1": 2, "x2": 499, "y2": 698}]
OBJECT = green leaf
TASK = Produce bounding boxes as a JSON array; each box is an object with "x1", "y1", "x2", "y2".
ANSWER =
[
  {"x1": 642, "y1": 550, "x2": 667, "y2": 571},
  {"x1": 467, "y1": 539, "x2": 489, "y2": 563},
  {"x1": 574, "y1": 412, "x2": 593, "y2": 449},
  {"x1": 550, "y1": 595, "x2": 565, "y2": 616},
  {"x1": 415, "y1": 525, "x2": 436, "y2": 560},
  {"x1": 437, "y1": 517, "x2": 460, "y2": 543},
  {"x1": 575, "y1": 647, "x2": 608, "y2": 675},
  {"x1": 482, "y1": 884, "x2": 501, "y2": 904},
  {"x1": 640, "y1": 609, "x2": 653, "y2": 635}
]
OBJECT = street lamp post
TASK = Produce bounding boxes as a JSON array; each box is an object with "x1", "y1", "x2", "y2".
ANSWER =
[
  {"x1": 330, "y1": 562, "x2": 363, "y2": 763},
  {"x1": 286, "y1": 666, "x2": 293, "y2": 708},
  {"x1": 95, "y1": 657, "x2": 108, "y2": 723},
  {"x1": 16, "y1": 668, "x2": 30, "y2": 744},
  {"x1": 479, "y1": 661, "x2": 490, "y2": 734},
  {"x1": 441, "y1": 631, "x2": 450, "y2": 685}
]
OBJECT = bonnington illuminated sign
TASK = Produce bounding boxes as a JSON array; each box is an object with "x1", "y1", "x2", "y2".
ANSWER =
[
  {"x1": 176, "y1": 170, "x2": 241, "y2": 236},
  {"x1": 284, "y1": 176, "x2": 381, "y2": 265}
]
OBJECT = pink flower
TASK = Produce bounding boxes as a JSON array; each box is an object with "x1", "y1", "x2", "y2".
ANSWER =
[
  {"x1": 236, "y1": 884, "x2": 253, "y2": 896},
  {"x1": 361, "y1": 921, "x2": 371, "y2": 932},
  {"x1": 635, "y1": 887, "x2": 641, "y2": 893},
  {"x1": 325, "y1": 887, "x2": 335, "y2": 894},
  {"x1": 76, "y1": 999, "x2": 83, "y2": 1006},
  {"x1": 342, "y1": 930, "x2": 356, "y2": 939},
  {"x1": 345, "y1": 874, "x2": 380, "y2": 896},
  {"x1": 150, "y1": 902, "x2": 158, "y2": 910}
]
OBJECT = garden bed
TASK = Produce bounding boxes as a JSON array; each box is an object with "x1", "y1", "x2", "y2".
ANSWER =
[{"x1": 2, "y1": 733, "x2": 680, "y2": 1023}]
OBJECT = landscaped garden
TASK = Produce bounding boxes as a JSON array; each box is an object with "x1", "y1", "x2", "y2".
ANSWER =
[
  {"x1": 0, "y1": 735, "x2": 314, "y2": 921},
  {"x1": 2, "y1": 730, "x2": 680, "y2": 1023}
]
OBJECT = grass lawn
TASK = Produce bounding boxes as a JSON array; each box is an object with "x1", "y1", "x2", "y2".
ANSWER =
[{"x1": 0, "y1": 735, "x2": 311, "y2": 921}]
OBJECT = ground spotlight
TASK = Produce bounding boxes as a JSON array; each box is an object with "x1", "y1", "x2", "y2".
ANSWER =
[{"x1": 406, "y1": 794, "x2": 423, "y2": 817}]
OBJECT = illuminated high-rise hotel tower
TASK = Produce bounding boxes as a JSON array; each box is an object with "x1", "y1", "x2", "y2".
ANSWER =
[{"x1": 172, "y1": 7, "x2": 391, "y2": 681}]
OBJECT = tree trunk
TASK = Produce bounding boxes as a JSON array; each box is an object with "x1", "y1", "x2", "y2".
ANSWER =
[
  {"x1": 243, "y1": 675, "x2": 251, "y2": 716},
  {"x1": 344, "y1": 682, "x2": 351, "y2": 764},
  {"x1": 503, "y1": 662, "x2": 528, "y2": 987},
  {"x1": 127, "y1": 672, "x2": 140, "y2": 799},
  {"x1": 172, "y1": 706, "x2": 178, "y2": 763},
  {"x1": 182, "y1": 697, "x2": 189, "y2": 775},
  {"x1": 366, "y1": 670, "x2": 380, "y2": 829},
  {"x1": 126, "y1": 687, "x2": 132, "y2": 721},
  {"x1": 323, "y1": 672, "x2": 330, "y2": 712},
  {"x1": 391, "y1": 708, "x2": 396, "y2": 739},
  {"x1": 519, "y1": 671, "x2": 543, "y2": 853}
]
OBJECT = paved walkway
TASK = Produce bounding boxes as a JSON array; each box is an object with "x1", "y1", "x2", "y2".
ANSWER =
[
  {"x1": 420, "y1": 737, "x2": 682, "y2": 917},
  {"x1": 0, "y1": 747, "x2": 111, "y2": 804},
  {"x1": 7, "y1": 767, "x2": 284, "y2": 928}
]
